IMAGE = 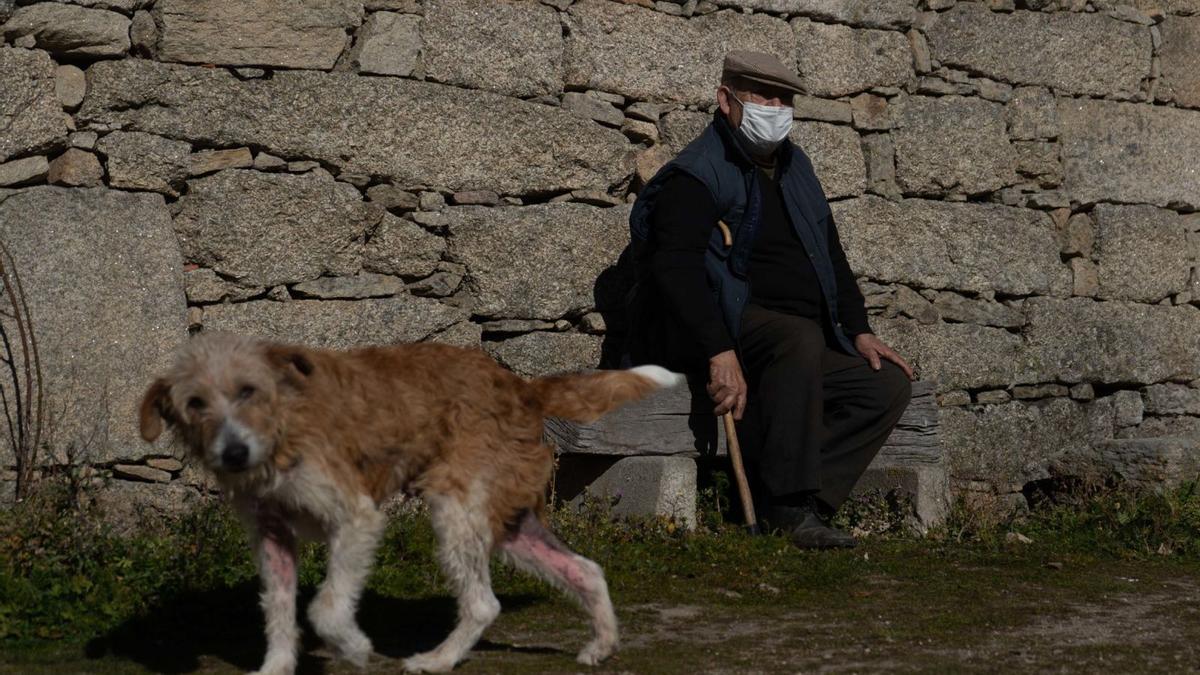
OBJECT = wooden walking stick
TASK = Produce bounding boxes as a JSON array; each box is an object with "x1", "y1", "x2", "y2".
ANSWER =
[
  {"x1": 712, "y1": 219, "x2": 759, "y2": 534},
  {"x1": 722, "y1": 411, "x2": 759, "y2": 535}
]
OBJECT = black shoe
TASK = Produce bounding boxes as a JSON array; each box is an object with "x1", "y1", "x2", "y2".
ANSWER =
[{"x1": 766, "y1": 504, "x2": 857, "y2": 550}]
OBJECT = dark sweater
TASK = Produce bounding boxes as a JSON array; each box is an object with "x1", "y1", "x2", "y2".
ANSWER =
[
  {"x1": 746, "y1": 166, "x2": 824, "y2": 320},
  {"x1": 649, "y1": 171, "x2": 872, "y2": 360}
]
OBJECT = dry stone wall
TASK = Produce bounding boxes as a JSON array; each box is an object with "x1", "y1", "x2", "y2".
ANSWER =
[{"x1": 2, "y1": 0, "x2": 1199, "y2": 512}]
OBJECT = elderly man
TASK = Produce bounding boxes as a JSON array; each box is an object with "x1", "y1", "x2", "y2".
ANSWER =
[{"x1": 627, "y1": 51, "x2": 915, "y2": 549}]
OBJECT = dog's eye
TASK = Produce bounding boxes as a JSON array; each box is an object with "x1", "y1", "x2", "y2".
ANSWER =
[
  {"x1": 186, "y1": 396, "x2": 207, "y2": 411},
  {"x1": 237, "y1": 385, "x2": 256, "y2": 401}
]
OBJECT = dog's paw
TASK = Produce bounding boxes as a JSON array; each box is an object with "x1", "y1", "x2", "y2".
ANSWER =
[
  {"x1": 248, "y1": 653, "x2": 297, "y2": 675},
  {"x1": 337, "y1": 632, "x2": 373, "y2": 669},
  {"x1": 248, "y1": 664, "x2": 294, "y2": 675},
  {"x1": 576, "y1": 639, "x2": 616, "y2": 666},
  {"x1": 402, "y1": 651, "x2": 457, "y2": 673},
  {"x1": 309, "y1": 608, "x2": 372, "y2": 668}
]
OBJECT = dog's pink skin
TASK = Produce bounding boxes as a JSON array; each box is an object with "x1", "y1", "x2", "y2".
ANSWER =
[
  {"x1": 510, "y1": 533, "x2": 590, "y2": 589},
  {"x1": 498, "y1": 512, "x2": 618, "y2": 666},
  {"x1": 257, "y1": 506, "x2": 297, "y2": 587},
  {"x1": 263, "y1": 536, "x2": 296, "y2": 586}
]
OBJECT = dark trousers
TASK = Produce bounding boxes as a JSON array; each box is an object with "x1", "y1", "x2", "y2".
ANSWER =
[{"x1": 736, "y1": 305, "x2": 912, "y2": 511}]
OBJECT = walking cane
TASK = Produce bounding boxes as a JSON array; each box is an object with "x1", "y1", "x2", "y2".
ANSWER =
[
  {"x1": 722, "y1": 411, "x2": 760, "y2": 535},
  {"x1": 712, "y1": 220, "x2": 760, "y2": 534}
]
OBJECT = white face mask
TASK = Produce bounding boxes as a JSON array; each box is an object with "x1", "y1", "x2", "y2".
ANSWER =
[{"x1": 731, "y1": 96, "x2": 793, "y2": 156}]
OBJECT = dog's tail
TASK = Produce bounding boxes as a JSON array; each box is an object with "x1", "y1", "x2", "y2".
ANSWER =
[{"x1": 529, "y1": 365, "x2": 685, "y2": 423}]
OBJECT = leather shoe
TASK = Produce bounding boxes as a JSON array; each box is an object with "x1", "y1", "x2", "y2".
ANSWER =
[{"x1": 767, "y1": 504, "x2": 857, "y2": 550}]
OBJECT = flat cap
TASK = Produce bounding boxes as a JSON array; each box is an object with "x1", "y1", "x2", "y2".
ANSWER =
[{"x1": 721, "y1": 50, "x2": 804, "y2": 95}]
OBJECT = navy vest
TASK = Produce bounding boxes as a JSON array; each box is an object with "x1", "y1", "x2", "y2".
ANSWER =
[{"x1": 628, "y1": 115, "x2": 859, "y2": 357}]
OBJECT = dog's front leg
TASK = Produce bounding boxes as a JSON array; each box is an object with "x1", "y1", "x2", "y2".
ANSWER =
[
  {"x1": 308, "y1": 504, "x2": 385, "y2": 668},
  {"x1": 251, "y1": 506, "x2": 300, "y2": 675}
]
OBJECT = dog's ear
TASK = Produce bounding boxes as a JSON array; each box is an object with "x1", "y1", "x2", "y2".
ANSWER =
[
  {"x1": 139, "y1": 378, "x2": 174, "y2": 442},
  {"x1": 264, "y1": 343, "x2": 315, "y2": 387}
]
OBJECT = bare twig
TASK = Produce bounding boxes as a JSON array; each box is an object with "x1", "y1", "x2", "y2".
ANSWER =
[
  {"x1": 0, "y1": 367, "x2": 17, "y2": 472},
  {"x1": 0, "y1": 273, "x2": 26, "y2": 490},
  {"x1": 9, "y1": 240, "x2": 44, "y2": 483},
  {"x1": 0, "y1": 237, "x2": 43, "y2": 502}
]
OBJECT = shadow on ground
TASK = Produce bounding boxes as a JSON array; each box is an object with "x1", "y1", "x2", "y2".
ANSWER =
[{"x1": 84, "y1": 585, "x2": 554, "y2": 674}]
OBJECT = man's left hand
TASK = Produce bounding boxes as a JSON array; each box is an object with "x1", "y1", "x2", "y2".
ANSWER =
[{"x1": 854, "y1": 333, "x2": 916, "y2": 380}]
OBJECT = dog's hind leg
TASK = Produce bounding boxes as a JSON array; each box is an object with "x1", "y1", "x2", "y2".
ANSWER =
[
  {"x1": 403, "y1": 491, "x2": 500, "y2": 674},
  {"x1": 308, "y1": 501, "x2": 385, "y2": 668},
  {"x1": 499, "y1": 510, "x2": 618, "y2": 666},
  {"x1": 250, "y1": 507, "x2": 300, "y2": 675}
]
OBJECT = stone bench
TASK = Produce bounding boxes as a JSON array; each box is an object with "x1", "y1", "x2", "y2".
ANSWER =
[{"x1": 547, "y1": 378, "x2": 946, "y2": 530}]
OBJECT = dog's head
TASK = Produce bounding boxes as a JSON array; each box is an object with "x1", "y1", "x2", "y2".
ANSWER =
[{"x1": 139, "y1": 332, "x2": 314, "y2": 474}]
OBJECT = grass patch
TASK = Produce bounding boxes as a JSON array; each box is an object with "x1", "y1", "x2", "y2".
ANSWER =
[{"x1": 1, "y1": 478, "x2": 1198, "y2": 673}]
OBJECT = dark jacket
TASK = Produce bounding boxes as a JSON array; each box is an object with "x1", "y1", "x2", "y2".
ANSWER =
[{"x1": 625, "y1": 113, "x2": 866, "y2": 367}]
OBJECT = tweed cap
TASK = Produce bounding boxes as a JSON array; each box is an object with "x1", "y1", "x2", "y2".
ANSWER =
[{"x1": 721, "y1": 50, "x2": 804, "y2": 95}]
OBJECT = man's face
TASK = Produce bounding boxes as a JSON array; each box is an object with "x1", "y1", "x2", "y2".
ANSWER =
[{"x1": 717, "y1": 82, "x2": 793, "y2": 129}]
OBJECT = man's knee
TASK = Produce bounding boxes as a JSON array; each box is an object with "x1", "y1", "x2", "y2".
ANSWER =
[
  {"x1": 852, "y1": 361, "x2": 911, "y2": 418},
  {"x1": 876, "y1": 361, "x2": 912, "y2": 414}
]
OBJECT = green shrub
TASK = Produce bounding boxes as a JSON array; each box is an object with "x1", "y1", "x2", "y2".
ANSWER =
[
  {"x1": 1022, "y1": 481, "x2": 1200, "y2": 558},
  {"x1": 0, "y1": 483, "x2": 252, "y2": 643},
  {"x1": 935, "y1": 480, "x2": 1200, "y2": 559}
]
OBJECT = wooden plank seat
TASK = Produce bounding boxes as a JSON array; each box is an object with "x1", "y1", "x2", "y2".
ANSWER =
[{"x1": 546, "y1": 377, "x2": 946, "y2": 529}]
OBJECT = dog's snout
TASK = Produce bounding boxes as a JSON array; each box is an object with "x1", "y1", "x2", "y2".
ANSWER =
[
  {"x1": 223, "y1": 440, "x2": 250, "y2": 469},
  {"x1": 209, "y1": 419, "x2": 262, "y2": 473}
]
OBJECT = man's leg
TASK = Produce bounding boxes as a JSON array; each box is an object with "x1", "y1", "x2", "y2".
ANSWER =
[
  {"x1": 737, "y1": 305, "x2": 827, "y2": 499},
  {"x1": 737, "y1": 307, "x2": 860, "y2": 548},
  {"x1": 815, "y1": 351, "x2": 913, "y2": 512},
  {"x1": 737, "y1": 306, "x2": 913, "y2": 547}
]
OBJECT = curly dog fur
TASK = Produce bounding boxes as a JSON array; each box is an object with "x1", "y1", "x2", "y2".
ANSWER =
[{"x1": 139, "y1": 332, "x2": 682, "y2": 674}]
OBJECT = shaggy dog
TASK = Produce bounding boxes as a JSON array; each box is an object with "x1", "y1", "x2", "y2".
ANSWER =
[{"x1": 138, "y1": 332, "x2": 682, "y2": 674}]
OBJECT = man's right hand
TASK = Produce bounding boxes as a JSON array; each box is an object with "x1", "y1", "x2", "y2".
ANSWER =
[{"x1": 707, "y1": 349, "x2": 747, "y2": 420}]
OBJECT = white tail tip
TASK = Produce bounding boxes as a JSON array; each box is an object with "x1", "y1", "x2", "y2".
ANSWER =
[{"x1": 630, "y1": 365, "x2": 685, "y2": 388}]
